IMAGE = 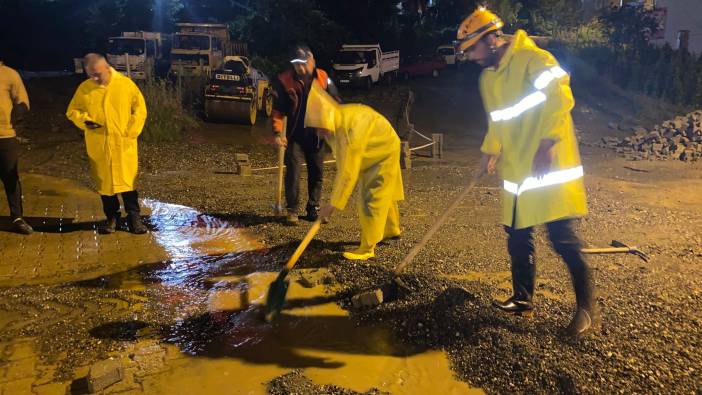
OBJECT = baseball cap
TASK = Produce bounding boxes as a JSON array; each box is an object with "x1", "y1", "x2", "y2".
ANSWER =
[{"x1": 290, "y1": 44, "x2": 313, "y2": 64}]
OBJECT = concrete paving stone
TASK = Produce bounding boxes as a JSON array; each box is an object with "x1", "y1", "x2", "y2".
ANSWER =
[
  {"x1": 2, "y1": 358, "x2": 36, "y2": 382},
  {"x1": 32, "y1": 382, "x2": 68, "y2": 395},
  {"x1": 163, "y1": 345, "x2": 186, "y2": 362},
  {"x1": 33, "y1": 366, "x2": 57, "y2": 386},
  {"x1": 101, "y1": 370, "x2": 141, "y2": 395},
  {"x1": 131, "y1": 343, "x2": 166, "y2": 377},
  {"x1": 351, "y1": 289, "x2": 384, "y2": 308},
  {"x1": 0, "y1": 378, "x2": 34, "y2": 395},
  {"x1": 6, "y1": 342, "x2": 34, "y2": 361},
  {"x1": 87, "y1": 358, "x2": 123, "y2": 393}
]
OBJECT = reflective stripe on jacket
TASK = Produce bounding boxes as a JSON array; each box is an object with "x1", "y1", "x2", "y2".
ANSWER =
[{"x1": 479, "y1": 30, "x2": 587, "y2": 229}]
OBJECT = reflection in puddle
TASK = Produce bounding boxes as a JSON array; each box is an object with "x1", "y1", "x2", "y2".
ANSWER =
[
  {"x1": 4, "y1": 195, "x2": 479, "y2": 394},
  {"x1": 134, "y1": 201, "x2": 478, "y2": 393}
]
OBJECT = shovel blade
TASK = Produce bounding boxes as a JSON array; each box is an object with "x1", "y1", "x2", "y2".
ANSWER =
[{"x1": 264, "y1": 269, "x2": 290, "y2": 322}]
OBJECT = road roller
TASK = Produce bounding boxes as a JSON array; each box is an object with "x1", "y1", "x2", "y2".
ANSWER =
[{"x1": 204, "y1": 56, "x2": 273, "y2": 125}]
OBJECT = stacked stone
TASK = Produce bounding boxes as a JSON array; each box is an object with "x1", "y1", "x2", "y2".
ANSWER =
[{"x1": 602, "y1": 111, "x2": 702, "y2": 161}]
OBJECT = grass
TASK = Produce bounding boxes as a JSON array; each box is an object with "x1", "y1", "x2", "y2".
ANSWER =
[{"x1": 138, "y1": 79, "x2": 199, "y2": 143}]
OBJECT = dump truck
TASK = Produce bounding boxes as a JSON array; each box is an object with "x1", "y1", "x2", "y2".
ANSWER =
[
  {"x1": 107, "y1": 31, "x2": 170, "y2": 79},
  {"x1": 204, "y1": 56, "x2": 273, "y2": 125},
  {"x1": 333, "y1": 44, "x2": 400, "y2": 89},
  {"x1": 169, "y1": 23, "x2": 247, "y2": 78}
]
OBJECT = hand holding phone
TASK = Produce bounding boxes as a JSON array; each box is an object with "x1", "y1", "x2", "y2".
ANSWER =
[{"x1": 85, "y1": 120, "x2": 101, "y2": 129}]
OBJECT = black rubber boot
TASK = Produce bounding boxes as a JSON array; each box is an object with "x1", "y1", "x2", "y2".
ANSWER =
[
  {"x1": 492, "y1": 296, "x2": 534, "y2": 315},
  {"x1": 127, "y1": 213, "x2": 147, "y2": 235},
  {"x1": 98, "y1": 216, "x2": 119, "y2": 235},
  {"x1": 304, "y1": 205, "x2": 319, "y2": 222},
  {"x1": 565, "y1": 306, "x2": 600, "y2": 338},
  {"x1": 11, "y1": 218, "x2": 33, "y2": 235}
]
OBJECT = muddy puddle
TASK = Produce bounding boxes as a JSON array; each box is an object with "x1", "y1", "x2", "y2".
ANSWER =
[{"x1": 0, "y1": 178, "x2": 480, "y2": 394}]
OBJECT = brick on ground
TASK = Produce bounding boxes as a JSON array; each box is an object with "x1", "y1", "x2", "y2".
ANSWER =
[
  {"x1": 351, "y1": 289, "x2": 384, "y2": 308},
  {"x1": 87, "y1": 358, "x2": 123, "y2": 393}
]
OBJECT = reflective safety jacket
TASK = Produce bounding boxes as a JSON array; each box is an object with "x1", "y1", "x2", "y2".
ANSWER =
[
  {"x1": 272, "y1": 68, "x2": 334, "y2": 138},
  {"x1": 479, "y1": 30, "x2": 587, "y2": 229},
  {"x1": 66, "y1": 69, "x2": 147, "y2": 196}
]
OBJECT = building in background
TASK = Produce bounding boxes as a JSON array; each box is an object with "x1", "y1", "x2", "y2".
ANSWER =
[
  {"x1": 648, "y1": 0, "x2": 702, "y2": 53},
  {"x1": 601, "y1": 0, "x2": 702, "y2": 53}
]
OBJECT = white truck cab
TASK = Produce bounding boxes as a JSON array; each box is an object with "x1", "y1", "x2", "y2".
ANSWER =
[
  {"x1": 437, "y1": 45, "x2": 458, "y2": 66},
  {"x1": 107, "y1": 31, "x2": 167, "y2": 79},
  {"x1": 333, "y1": 44, "x2": 399, "y2": 89}
]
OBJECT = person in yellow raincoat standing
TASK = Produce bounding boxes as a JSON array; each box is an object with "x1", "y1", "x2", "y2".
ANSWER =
[
  {"x1": 305, "y1": 82, "x2": 403, "y2": 260},
  {"x1": 66, "y1": 54, "x2": 148, "y2": 235},
  {"x1": 457, "y1": 8, "x2": 597, "y2": 337}
]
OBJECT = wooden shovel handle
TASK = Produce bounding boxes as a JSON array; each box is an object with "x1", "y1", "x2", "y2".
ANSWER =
[
  {"x1": 285, "y1": 220, "x2": 322, "y2": 271},
  {"x1": 394, "y1": 171, "x2": 484, "y2": 275},
  {"x1": 581, "y1": 247, "x2": 631, "y2": 254},
  {"x1": 276, "y1": 116, "x2": 287, "y2": 210},
  {"x1": 276, "y1": 145, "x2": 285, "y2": 205}
]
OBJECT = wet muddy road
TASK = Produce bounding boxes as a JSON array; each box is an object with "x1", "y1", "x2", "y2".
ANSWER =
[{"x1": 2, "y1": 69, "x2": 702, "y2": 394}]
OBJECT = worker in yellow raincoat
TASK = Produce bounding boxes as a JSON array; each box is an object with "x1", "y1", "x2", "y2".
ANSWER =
[
  {"x1": 305, "y1": 82, "x2": 403, "y2": 260},
  {"x1": 457, "y1": 8, "x2": 596, "y2": 337},
  {"x1": 66, "y1": 54, "x2": 147, "y2": 235}
]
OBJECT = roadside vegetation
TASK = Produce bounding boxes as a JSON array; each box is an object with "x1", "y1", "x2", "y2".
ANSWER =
[{"x1": 138, "y1": 78, "x2": 198, "y2": 143}]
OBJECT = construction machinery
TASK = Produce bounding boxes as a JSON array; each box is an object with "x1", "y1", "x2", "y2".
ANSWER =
[
  {"x1": 203, "y1": 56, "x2": 273, "y2": 125},
  {"x1": 107, "y1": 31, "x2": 170, "y2": 79},
  {"x1": 169, "y1": 23, "x2": 247, "y2": 78}
]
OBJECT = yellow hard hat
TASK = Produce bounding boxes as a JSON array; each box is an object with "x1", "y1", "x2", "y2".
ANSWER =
[{"x1": 456, "y1": 7, "x2": 504, "y2": 53}]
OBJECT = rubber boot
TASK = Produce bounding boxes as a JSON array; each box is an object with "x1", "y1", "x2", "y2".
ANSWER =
[{"x1": 343, "y1": 246, "x2": 375, "y2": 261}]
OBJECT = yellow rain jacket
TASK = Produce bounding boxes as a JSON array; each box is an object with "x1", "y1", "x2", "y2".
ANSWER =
[
  {"x1": 480, "y1": 30, "x2": 587, "y2": 229},
  {"x1": 305, "y1": 83, "x2": 404, "y2": 250},
  {"x1": 66, "y1": 68, "x2": 147, "y2": 196}
]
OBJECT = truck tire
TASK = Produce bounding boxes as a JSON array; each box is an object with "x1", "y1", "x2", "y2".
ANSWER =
[
  {"x1": 365, "y1": 76, "x2": 372, "y2": 90},
  {"x1": 385, "y1": 73, "x2": 393, "y2": 86}
]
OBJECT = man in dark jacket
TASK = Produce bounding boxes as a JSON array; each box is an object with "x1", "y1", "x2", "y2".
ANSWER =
[{"x1": 271, "y1": 44, "x2": 340, "y2": 225}]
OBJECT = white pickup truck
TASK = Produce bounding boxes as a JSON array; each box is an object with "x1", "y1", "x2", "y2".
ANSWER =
[{"x1": 332, "y1": 44, "x2": 399, "y2": 89}]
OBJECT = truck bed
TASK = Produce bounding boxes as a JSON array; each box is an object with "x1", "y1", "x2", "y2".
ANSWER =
[{"x1": 381, "y1": 50, "x2": 400, "y2": 74}]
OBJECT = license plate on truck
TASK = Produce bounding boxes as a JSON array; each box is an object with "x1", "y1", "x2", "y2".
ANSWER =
[
  {"x1": 340, "y1": 79, "x2": 350, "y2": 83},
  {"x1": 215, "y1": 74, "x2": 240, "y2": 81}
]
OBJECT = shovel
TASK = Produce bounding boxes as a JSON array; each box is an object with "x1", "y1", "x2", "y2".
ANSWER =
[
  {"x1": 273, "y1": 116, "x2": 287, "y2": 217},
  {"x1": 382, "y1": 170, "x2": 485, "y2": 301},
  {"x1": 264, "y1": 219, "x2": 322, "y2": 322},
  {"x1": 582, "y1": 240, "x2": 649, "y2": 262}
]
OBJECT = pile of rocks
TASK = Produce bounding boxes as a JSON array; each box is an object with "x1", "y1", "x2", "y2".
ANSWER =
[{"x1": 602, "y1": 110, "x2": 702, "y2": 161}]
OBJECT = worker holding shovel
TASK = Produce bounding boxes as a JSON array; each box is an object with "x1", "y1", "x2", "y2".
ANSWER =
[
  {"x1": 271, "y1": 44, "x2": 340, "y2": 225},
  {"x1": 306, "y1": 83, "x2": 404, "y2": 261},
  {"x1": 457, "y1": 8, "x2": 597, "y2": 337}
]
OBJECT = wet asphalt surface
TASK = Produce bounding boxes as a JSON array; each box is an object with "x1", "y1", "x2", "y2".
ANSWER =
[{"x1": 2, "y1": 68, "x2": 702, "y2": 394}]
